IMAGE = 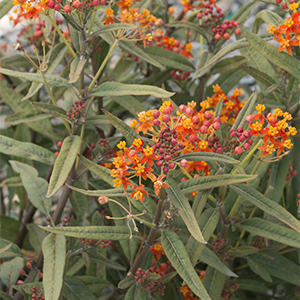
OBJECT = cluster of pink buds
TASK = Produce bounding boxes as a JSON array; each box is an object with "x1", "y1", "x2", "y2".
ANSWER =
[
  {"x1": 25, "y1": 254, "x2": 37, "y2": 269},
  {"x1": 153, "y1": 127, "x2": 184, "y2": 173},
  {"x1": 212, "y1": 238, "x2": 231, "y2": 261},
  {"x1": 98, "y1": 138, "x2": 115, "y2": 159},
  {"x1": 197, "y1": 2, "x2": 241, "y2": 40},
  {"x1": 221, "y1": 280, "x2": 239, "y2": 299},
  {"x1": 54, "y1": 141, "x2": 63, "y2": 157},
  {"x1": 29, "y1": 286, "x2": 44, "y2": 300},
  {"x1": 66, "y1": 100, "x2": 86, "y2": 122},
  {"x1": 297, "y1": 193, "x2": 300, "y2": 209},
  {"x1": 80, "y1": 238, "x2": 112, "y2": 249},
  {"x1": 250, "y1": 237, "x2": 269, "y2": 249},
  {"x1": 83, "y1": 143, "x2": 96, "y2": 160},
  {"x1": 276, "y1": 0, "x2": 295, "y2": 9},
  {"x1": 170, "y1": 69, "x2": 191, "y2": 81},
  {"x1": 62, "y1": 214, "x2": 70, "y2": 226},
  {"x1": 135, "y1": 268, "x2": 166, "y2": 296},
  {"x1": 150, "y1": 261, "x2": 174, "y2": 277},
  {"x1": 286, "y1": 164, "x2": 298, "y2": 181},
  {"x1": 47, "y1": 0, "x2": 105, "y2": 12}
]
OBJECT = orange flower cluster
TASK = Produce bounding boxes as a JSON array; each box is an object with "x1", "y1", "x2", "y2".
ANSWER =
[
  {"x1": 267, "y1": 3, "x2": 300, "y2": 55},
  {"x1": 247, "y1": 105, "x2": 297, "y2": 158}
]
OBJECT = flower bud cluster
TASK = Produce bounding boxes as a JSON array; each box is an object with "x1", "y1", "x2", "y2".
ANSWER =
[
  {"x1": 66, "y1": 99, "x2": 86, "y2": 122},
  {"x1": 221, "y1": 280, "x2": 239, "y2": 300},
  {"x1": 297, "y1": 193, "x2": 300, "y2": 207},
  {"x1": 98, "y1": 138, "x2": 115, "y2": 159},
  {"x1": 27, "y1": 253, "x2": 36, "y2": 265},
  {"x1": 83, "y1": 143, "x2": 96, "y2": 160},
  {"x1": 62, "y1": 214, "x2": 70, "y2": 226},
  {"x1": 135, "y1": 268, "x2": 166, "y2": 296},
  {"x1": 47, "y1": 0, "x2": 105, "y2": 13},
  {"x1": 29, "y1": 286, "x2": 44, "y2": 300},
  {"x1": 196, "y1": 2, "x2": 241, "y2": 40},
  {"x1": 212, "y1": 238, "x2": 231, "y2": 261},
  {"x1": 250, "y1": 236, "x2": 269, "y2": 249},
  {"x1": 150, "y1": 260, "x2": 174, "y2": 277},
  {"x1": 80, "y1": 238, "x2": 112, "y2": 248},
  {"x1": 286, "y1": 163, "x2": 298, "y2": 181},
  {"x1": 170, "y1": 69, "x2": 191, "y2": 82}
]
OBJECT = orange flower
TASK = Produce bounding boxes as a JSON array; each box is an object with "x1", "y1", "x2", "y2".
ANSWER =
[
  {"x1": 116, "y1": 0, "x2": 132, "y2": 11},
  {"x1": 258, "y1": 143, "x2": 275, "y2": 158},
  {"x1": 151, "y1": 244, "x2": 165, "y2": 260},
  {"x1": 130, "y1": 184, "x2": 148, "y2": 202},
  {"x1": 133, "y1": 163, "x2": 153, "y2": 180},
  {"x1": 181, "y1": 43, "x2": 194, "y2": 59},
  {"x1": 149, "y1": 174, "x2": 169, "y2": 196},
  {"x1": 102, "y1": 8, "x2": 115, "y2": 25}
]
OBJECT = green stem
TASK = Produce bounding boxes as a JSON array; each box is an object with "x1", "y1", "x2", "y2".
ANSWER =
[
  {"x1": 87, "y1": 10, "x2": 97, "y2": 36},
  {"x1": 87, "y1": 39, "x2": 119, "y2": 93},
  {"x1": 47, "y1": 15, "x2": 77, "y2": 59},
  {"x1": 40, "y1": 71, "x2": 72, "y2": 134}
]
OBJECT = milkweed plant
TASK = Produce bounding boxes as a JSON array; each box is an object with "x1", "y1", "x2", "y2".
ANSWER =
[{"x1": 0, "y1": 0, "x2": 299, "y2": 299}]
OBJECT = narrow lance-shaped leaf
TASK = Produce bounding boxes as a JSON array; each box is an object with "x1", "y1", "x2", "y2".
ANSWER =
[
  {"x1": 161, "y1": 229, "x2": 211, "y2": 300},
  {"x1": 247, "y1": 256, "x2": 272, "y2": 282},
  {"x1": 0, "y1": 257, "x2": 23, "y2": 288},
  {"x1": 32, "y1": 103, "x2": 67, "y2": 118},
  {"x1": 178, "y1": 174, "x2": 257, "y2": 194},
  {"x1": 88, "y1": 23, "x2": 136, "y2": 39},
  {"x1": 253, "y1": 10, "x2": 284, "y2": 33},
  {"x1": 40, "y1": 225, "x2": 141, "y2": 240},
  {"x1": 5, "y1": 110, "x2": 52, "y2": 125},
  {"x1": 211, "y1": 56, "x2": 249, "y2": 75},
  {"x1": 10, "y1": 161, "x2": 52, "y2": 216},
  {"x1": 167, "y1": 179, "x2": 206, "y2": 244},
  {"x1": 42, "y1": 234, "x2": 66, "y2": 300},
  {"x1": 0, "y1": 134, "x2": 56, "y2": 165},
  {"x1": 110, "y1": 95, "x2": 146, "y2": 117},
  {"x1": 47, "y1": 136, "x2": 82, "y2": 197},
  {"x1": 231, "y1": 183, "x2": 300, "y2": 233},
  {"x1": 0, "y1": 0, "x2": 13, "y2": 19},
  {"x1": 69, "y1": 58, "x2": 87, "y2": 83},
  {"x1": 0, "y1": 176, "x2": 22, "y2": 187},
  {"x1": 91, "y1": 82, "x2": 174, "y2": 98},
  {"x1": 239, "y1": 26, "x2": 300, "y2": 80},
  {"x1": 63, "y1": 275, "x2": 96, "y2": 300},
  {"x1": 241, "y1": 65, "x2": 278, "y2": 87},
  {"x1": 202, "y1": 266, "x2": 225, "y2": 300},
  {"x1": 239, "y1": 218, "x2": 300, "y2": 248},
  {"x1": 173, "y1": 152, "x2": 240, "y2": 164},
  {"x1": 166, "y1": 21, "x2": 209, "y2": 40},
  {"x1": 0, "y1": 239, "x2": 24, "y2": 260}
]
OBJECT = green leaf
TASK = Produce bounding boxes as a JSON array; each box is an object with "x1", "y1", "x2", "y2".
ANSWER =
[
  {"x1": 0, "y1": 239, "x2": 23, "y2": 259},
  {"x1": 161, "y1": 229, "x2": 211, "y2": 300},
  {"x1": 202, "y1": 266, "x2": 225, "y2": 300},
  {"x1": 0, "y1": 134, "x2": 56, "y2": 165},
  {"x1": 102, "y1": 109, "x2": 140, "y2": 144},
  {"x1": 4, "y1": 109, "x2": 52, "y2": 125},
  {"x1": 253, "y1": 10, "x2": 283, "y2": 33},
  {"x1": 239, "y1": 26, "x2": 300, "y2": 80},
  {"x1": 82, "y1": 115, "x2": 110, "y2": 125},
  {"x1": 229, "y1": 246, "x2": 258, "y2": 257},
  {"x1": 74, "y1": 276, "x2": 110, "y2": 294},
  {"x1": 178, "y1": 174, "x2": 256, "y2": 194},
  {"x1": 12, "y1": 282, "x2": 44, "y2": 295},
  {"x1": 42, "y1": 233, "x2": 66, "y2": 300},
  {"x1": 166, "y1": 21, "x2": 208, "y2": 40},
  {"x1": 118, "y1": 276, "x2": 136, "y2": 289},
  {"x1": 110, "y1": 95, "x2": 146, "y2": 116},
  {"x1": 40, "y1": 225, "x2": 141, "y2": 240},
  {"x1": 0, "y1": 67, "x2": 73, "y2": 88},
  {"x1": 200, "y1": 247, "x2": 238, "y2": 278},
  {"x1": 236, "y1": 279, "x2": 268, "y2": 292},
  {"x1": 47, "y1": 136, "x2": 82, "y2": 197},
  {"x1": 142, "y1": 46, "x2": 195, "y2": 72},
  {"x1": 0, "y1": 0, "x2": 13, "y2": 19},
  {"x1": 87, "y1": 250, "x2": 127, "y2": 271},
  {"x1": 67, "y1": 185, "x2": 131, "y2": 197},
  {"x1": 251, "y1": 253, "x2": 300, "y2": 285},
  {"x1": 69, "y1": 58, "x2": 87, "y2": 83},
  {"x1": 173, "y1": 152, "x2": 240, "y2": 165},
  {"x1": 10, "y1": 160, "x2": 52, "y2": 215},
  {"x1": 232, "y1": 89, "x2": 258, "y2": 130},
  {"x1": 186, "y1": 208, "x2": 220, "y2": 266},
  {"x1": 0, "y1": 176, "x2": 22, "y2": 187},
  {"x1": 194, "y1": 33, "x2": 272, "y2": 78},
  {"x1": 0, "y1": 292, "x2": 14, "y2": 300},
  {"x1": 27, "y1": 224, "x2": 46, "y2": 255},
  {"x1": 88, "y1": 23, "x2": 136, "y2": 39},
  {"x1": 167, "y1": 179, "x2": 206, "y2": 244},
  {"x1": 31, "y1": 103, "x2": 67, "y2": 118},
  {"x1": 0, "y1": 216, "x2": 22, "y2": 243},
  {"x1": 78, "y1": 154, "x2": 114, "y2": 186},
  {"x1": 119, "y1": 41, "x2": 165, "y2": 70},
  {"x1": 91, "y1": 82, "x2": 174, "y2": 98},
  {"x1": 231, "y1": 184, "x2": 300, "y2": 233},
  {"x1": 241, "y1": 65, "x2": 278, "y2": 87},
  {"x1": 247, "y1": 256, "x2": 272, "y2": 282},
  {"x1": 211, "y1": 56, "x2": 248, "y2": 75},
  {"x1": 0, "y1": 257, "x2": 23, "y2": 288},
  {"x1": 63, "y1": 275, "x2": 96, "y2": 300},
  {"x1": 239, "y1": 218, "x2": 300, "y2": 248}
]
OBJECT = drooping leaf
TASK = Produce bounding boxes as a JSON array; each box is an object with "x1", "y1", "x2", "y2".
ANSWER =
[
  {"x1": 110, "y1": 95, "x2": 146, "y2": 116},
  {"x1": 241, "y1": 66, "x2": 277, "y2": 87},
  {"x1": 82, "y1": 115, "x2": 110, "y2": 125},
  {"x1": 32, "y1": 103, "x2": 67, "y2": 118},
  {"x1": 4, "y1": 110, "x2": 52, "y2": 125},
  {"x1": 0, "y1": 134, "x2": 56, "y2": 165},
  {"x1": 142, "y1": 46, "x2": 195, "y2": 72},
  {"x1": 239, "y1": 26, "x2": 300, "y2": 80},
  {"x1": 69, "y1": 58, "x2": 87, "y2": 83},
  {"x1": 247, "y1": 256, "x2": 272, "y2": 282},
  {"x1": 10, "y1": 160, "x2": 52, "y2": 215},
  {"x1": 0, "y1": 0, "x2": 13, "y2": 19},
  {"x1": 0, "y1": 292, "x2": 14, "y2": 300},
  {"x1": 239, "y1": 218, "x2": 300, "y2": 248},
  {"x1": 74, "y1": 276, "x2": 110, "y2": 295},
  {"x1": 0, "y1": 257, "x2": 23, "y2": 288},
  {"x1": 211, "y1": 56, "x2": 248, "y2": 75},
  {"x1": 40, "y1": 225, "x2": 141, "y2": 240},
  {"x1": 202, "y1": 266, "x2": 225, "y2": 300},
  {"x1": 47, "y1": 136, "x2": 82, "y2": 197},
  {"x1": 0, "y1": 176, "x2": 22, "y2": 187},
  {"x1": 167, "y1": 179, "x2": 206, "y2": 244},
  {"x1": 186, "y1": 208, "x2": 220, "y2": 266},
  {"x1": 166, "y1": 21, "x2": 209, "y2": 39},
  {"x1": 229, "y1": 246, "x2": 258, "y2": 257},
  {"x1": 236, "y1": 279, "x2": 268, "y2": 292},
  {"x1": 63, "y1": 275, "x2": 96, "y2": 300},
  {"x1": 161, "y1": 229, "x2": 211, "y2": 300},
  {"x1": 173, "y1": 152, "x2": 240, "y2": 165},
  {"x1": 231, "y1": 183, "x2": 300, "y2": 233},
  {"x1": 0, "y1": 239, "x2": 23, "y2": 259},
  {"x1": 253, "y1": 10, "x2": 283, "y2": 33},
  {"x1": 91, "y1": 82, "x2": 174, "y2": 98},
  {"x1": 178, "y1": 174, "x2": 256, "y2": 194},
  {"x1": 27, "y1": 224, "x2": 46, "y2": 255},
  {"x1": 42, "y1": 233, "x2": 66, "y2": 300},
  {"x1": 88, "y1": 23, "x2": 136, "y2": 39}
]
